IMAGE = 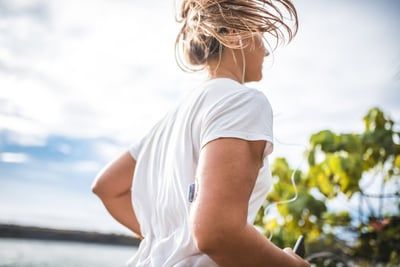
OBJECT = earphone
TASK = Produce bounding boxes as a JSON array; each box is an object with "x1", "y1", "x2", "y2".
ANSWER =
[
  {"x1": 262, "y1": 135, "x2": 306, "y2": 240},
  {"x1": 238, "y1": 36, "x2": 246, "y2": 84}
]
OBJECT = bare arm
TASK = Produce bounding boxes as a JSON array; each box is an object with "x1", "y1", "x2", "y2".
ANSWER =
[
  {"x1": 190, "y1": 138, "x2": 309, "y2": 267},
  {"x1": 91, "y1": 151, "x2": 143, "y2": 240}
]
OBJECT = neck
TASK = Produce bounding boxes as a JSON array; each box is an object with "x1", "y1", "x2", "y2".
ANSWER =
[
  {"x1": 206, "y1": 70, "x2": 243, "y2": 84},
  {"x1": 206, "y1": 50, "x2": 245, "y2": 84}
]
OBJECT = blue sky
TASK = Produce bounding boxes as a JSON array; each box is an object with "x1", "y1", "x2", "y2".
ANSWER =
[{"x1": 0, "y1": 0, "x2": 399, "y2": 234}]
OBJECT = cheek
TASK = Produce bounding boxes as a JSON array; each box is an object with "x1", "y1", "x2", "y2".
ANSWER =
[
  {"x1": 250, "y1": 51, "x2": 263, "y2": 65},
  {"x1": 249, "y1": 54, "x2": 263, "y2": 73}
]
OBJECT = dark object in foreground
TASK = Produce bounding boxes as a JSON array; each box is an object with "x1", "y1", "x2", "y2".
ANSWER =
[
  {"x1": 293, "y1": 235, "x2": 305, "y2": 258},
  {"x1": 0, "y1": 223, "x2": 141, "y2": 247}
]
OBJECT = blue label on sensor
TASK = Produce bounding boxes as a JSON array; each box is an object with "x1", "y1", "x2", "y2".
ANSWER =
[{"x1": 188, "y1": 183, "x2": 196, "y2": 202}]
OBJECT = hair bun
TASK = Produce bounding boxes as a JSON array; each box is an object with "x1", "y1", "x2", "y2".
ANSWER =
[{"x1": 175, "y1": 0, "x2": 299, "y2": 71}]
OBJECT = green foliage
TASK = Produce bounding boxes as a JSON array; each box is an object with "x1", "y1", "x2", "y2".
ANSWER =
[
  {"x1": 353, "y1": 216, "x2": 400, "y2": 263},
  {"x1": 254, "y1": 107, "x2": 400, "y2": 264},
  {"x1": 322, "y1": 211, "x2": 351, "y2": 226}
]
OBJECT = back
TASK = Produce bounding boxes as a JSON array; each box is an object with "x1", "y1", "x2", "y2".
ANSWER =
[{"x1": 127, "y1": 77, "x2": 274, "y2": 267}]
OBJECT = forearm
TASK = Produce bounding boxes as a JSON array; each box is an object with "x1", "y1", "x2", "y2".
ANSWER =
[
  {"x1": 204, "y1": 223, "x2": 298, "y2": 267},
  {"x1": 97, "y1": 190, "x2": 143, "y2": 240}
]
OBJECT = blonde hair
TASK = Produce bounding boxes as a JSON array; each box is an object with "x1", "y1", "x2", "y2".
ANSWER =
[{"x1": 174, "y1": 0, "x2": 299, "y2": 72}]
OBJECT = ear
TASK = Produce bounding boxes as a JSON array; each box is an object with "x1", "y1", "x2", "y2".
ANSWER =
[{"x1": 223, "y1": 28, "x2": 243, "y2": 48}]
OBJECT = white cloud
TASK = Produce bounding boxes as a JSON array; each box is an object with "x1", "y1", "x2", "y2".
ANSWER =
[
  {"x1": 0, "y1": 114, "x2": 49, "y2": 146},
  {"x1": 56, "y1": 143, "x2": 72, "y2": 155},
  {"x1": 73, "y1": 160, "x2": 102, "y2": 173},
  {"x1": 0, "y1": 152, "x2": 31, "y2": 163},
  {"x1": 93, "y1": 141, "x2": 124, "y2": 161},
  {"x1": 6, "y1": 131, "x2": 47, "y2": 147},
  {"x1": 0, "y1": 0, "x2": 184, "y2": 143},
  {"x1": 0, "y1": 180, "x2": 131, "y2": 234}
]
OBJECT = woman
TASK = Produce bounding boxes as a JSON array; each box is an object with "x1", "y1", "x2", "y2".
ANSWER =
[{"x1": 92, "y1": 0, "x2": 310, "y2": 266}]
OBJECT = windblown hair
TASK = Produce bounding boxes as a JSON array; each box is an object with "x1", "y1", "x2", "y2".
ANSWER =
[{"x1": 174, "y1": 0, "x2": 299, "y2": 72}]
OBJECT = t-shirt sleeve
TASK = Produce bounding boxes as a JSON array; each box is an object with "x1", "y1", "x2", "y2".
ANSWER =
[
  {"x1": 128, "y1": 135, "x2": 146, "y2": 160},
  {"x1": 127, "y1": 114, "x2": 166, "y2": 160},
  {"x1": 200, "y1": 89, "x2": 274, "y2": 158}
]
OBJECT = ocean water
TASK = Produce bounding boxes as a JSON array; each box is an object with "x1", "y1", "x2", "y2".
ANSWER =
[{"x1": 0, "y1": 238, "x2": 137, "y2": 267}]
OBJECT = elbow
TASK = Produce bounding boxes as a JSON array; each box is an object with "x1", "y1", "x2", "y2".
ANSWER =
[
  {"x1": 191, "y1": 225, "x2": 216, "y2": 254},
  {"x1": 190, "y1": 220, "x2": 238, "y2": 255},
  {"x1": 91, "y1": 183, "x2": 98, "y2": 195},
  {"x1": 189, "y1": 201, "x2": 248, "y2": 254},
  {"x1": 195, "y1": 240, "x2": 220, "y2": 255},
  {"x1": 91, "y1": 176, "x2": 103, "y2": 196},
  {"x1": 91, "y1": 182, "x2": 99, "y2": 195}
]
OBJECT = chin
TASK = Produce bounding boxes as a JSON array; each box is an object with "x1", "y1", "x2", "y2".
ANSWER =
[
  {"x1": 244, "y1": 72, "x2": 263, "y2": 83},
  {"x1": 254, "y1": 73, "x2": 263, "y2": 82}
]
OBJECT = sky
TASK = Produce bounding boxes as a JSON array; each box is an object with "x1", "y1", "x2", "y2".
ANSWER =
[{"x1": 0, "y1": 0, "x2": 399, "y2": 235}]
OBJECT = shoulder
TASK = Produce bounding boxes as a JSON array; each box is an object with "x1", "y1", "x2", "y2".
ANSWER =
[
  {"x1": 213, "y1": 86, "x2": 272, "y2": 115},
  {"x1": 243, "y1": 87, "x2": 273, "y2": 112},
  {"x1": 202, "y1": 79, "x2": 271, "y2": 108}
]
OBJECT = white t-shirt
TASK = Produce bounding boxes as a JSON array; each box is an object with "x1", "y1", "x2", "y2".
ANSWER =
[{"x1": 126, "y1": 77, "x2": 274, "y2": 267}]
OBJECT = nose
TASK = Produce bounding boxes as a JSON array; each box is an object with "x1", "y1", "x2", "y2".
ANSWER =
[{"x1": 264, "y1": 49, "x2": 270, "y2": 57}]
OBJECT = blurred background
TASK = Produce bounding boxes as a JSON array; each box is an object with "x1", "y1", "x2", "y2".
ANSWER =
[{"x1": 0, "y1": 0, "x2": 399, "y2": 266}]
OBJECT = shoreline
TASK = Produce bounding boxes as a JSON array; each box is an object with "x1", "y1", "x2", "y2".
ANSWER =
[{"x1": 0, "y1": 223, "x2": 141, "y2": 247}]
